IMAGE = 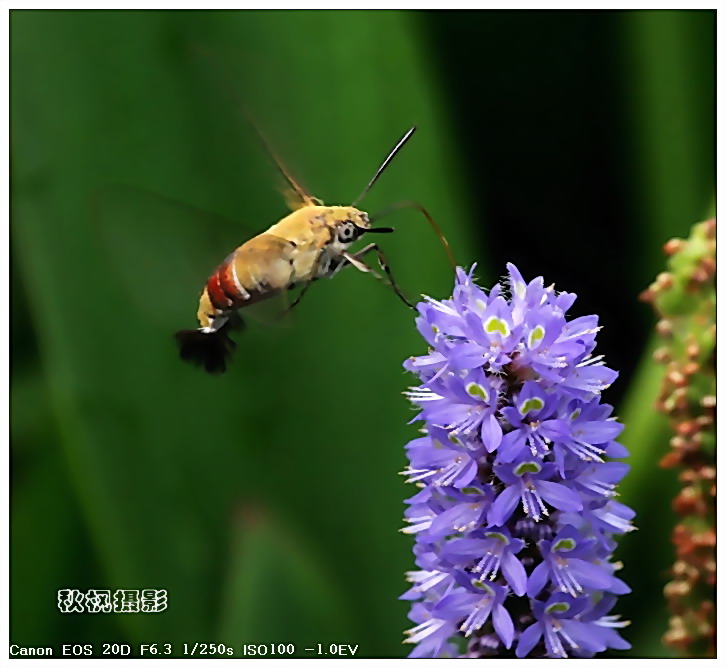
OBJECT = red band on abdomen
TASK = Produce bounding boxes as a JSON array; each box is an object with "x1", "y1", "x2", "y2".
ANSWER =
[
  {"x1": 218, "y1": 262, "x2": 245, "y2": 305},
  {"x1": 206, "y1": 272, "x2": 233, "y2": 310}
]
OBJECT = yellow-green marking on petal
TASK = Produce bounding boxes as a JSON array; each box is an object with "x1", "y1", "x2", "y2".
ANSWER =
[
  {"x1": 485, "y1": 316, "x2": 510, "y2": 337},
  {"x1": 520, "y1": 397, "x2": 545, "y2": 415},
  {"x1": 466, "y1": 382, "x2": 489, "y2": 401},
  {"x1": 528, "y1": 325, "x2": 545, "y2": 348},
  {"x1": 553, "y1": 538, "x2": 576, "y2": 552},
  {"x1": 514, "y1": 461, "x2": 542, "y2": 476}
]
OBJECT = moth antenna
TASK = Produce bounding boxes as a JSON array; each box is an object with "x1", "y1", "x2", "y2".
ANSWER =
[
  {"x1": 369, "y1": 200, "x2": 457, "y2": 272},
  {"x1": 352, "y1": 127, "x2": 416, "y2": 207},
  {"x1": 189, "y1": 44, "x2": 314, "y2": 207}
]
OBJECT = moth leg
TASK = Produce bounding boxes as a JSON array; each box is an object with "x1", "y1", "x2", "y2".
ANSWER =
[
  {"x1": 287, "y1": 279, "x2": 314, "y2": 311},
  {"x1": 342, "y1": 251, "x2": 375, "y2": 274},
  {"x1": 348, "y1": 243, "x2": 415, "y2": 309}
]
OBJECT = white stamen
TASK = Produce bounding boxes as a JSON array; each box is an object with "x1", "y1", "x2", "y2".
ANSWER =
[
  {"x1": 404, "y1": 618, "x2": 447, "y2": 644},
  {"x1": 595, "y1": 615, "x2": 631, "y2": 629},
  {"x1": 577, "y1": 354, "x2": 605, "y2": 367},
  {"x1": 406, "y1": 569, "x2": 449, "y2": 592}
]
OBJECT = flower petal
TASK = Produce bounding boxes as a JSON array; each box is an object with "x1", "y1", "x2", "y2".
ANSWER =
[
  {"x1": 516, "y1": 622, "x2": 543, "y2": 658},
  {"x1": 598, "y1": 627, "x2": 632, "y2": 650},
  {"x1": 568, "y1": 558, "x2": 615, "y2": 591},
  {"x1": 537, "y1": 480, "x2": 583, "y2": 512},
  {"x1": 605, "y1": 441, "x2": 630, "y2": 458},
  {"x1": 487, "y1": 484, "x2": 520, "y2": 527},
  {"x1": 481, "y1": 414, "x2": 503, "y2": 452},
  {"x1": 496, "y1": 429, "x2": 526, "y2": 463},
  {"x1": 492, "y1": 603, "x2": 515, "y2": 649},
  {"x1": 526, "y1": 560, "x2": 550, "y2": 598},
  {"x1": 561, "y1": 619, "x2": 608, "y2": 653},
  {"x1": 607, "y1": 576, "x2": 632, "y2": 595},
  {"x1": 501, "y1": 551, "x2": 527, "y2": 596}
]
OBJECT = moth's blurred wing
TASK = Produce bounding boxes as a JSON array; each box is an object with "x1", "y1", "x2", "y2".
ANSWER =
[
  {"x1": 187, "y1": 44, "x2": 314, "y2": 210},
  {"x1": 91, "y1": 185, "x2": 293, "y2": 329}
]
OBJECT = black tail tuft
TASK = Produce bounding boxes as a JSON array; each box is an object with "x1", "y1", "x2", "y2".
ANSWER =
[{"x1": 174, "y1": 327, "x2": 237, "y2": 374}]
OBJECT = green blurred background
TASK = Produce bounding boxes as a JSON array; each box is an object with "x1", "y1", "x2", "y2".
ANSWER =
[{"x1": 11, "y1": 10, "x2": 714, "y2": 658}]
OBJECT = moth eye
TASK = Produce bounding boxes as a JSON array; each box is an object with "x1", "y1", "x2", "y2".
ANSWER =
[{"x1": 338, "y1": 221, "x2": 359, "y2": 242}]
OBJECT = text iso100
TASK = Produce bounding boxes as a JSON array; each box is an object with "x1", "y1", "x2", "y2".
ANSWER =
[{"x1": 241, "y1": 644, "x2": 295, "y2": 657}]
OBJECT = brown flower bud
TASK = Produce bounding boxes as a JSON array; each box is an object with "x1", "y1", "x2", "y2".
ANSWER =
[
  {"x1": 700, "y1": 395, "x2": 716, "y2": 409},
  {"x1": 683, "y1": 362, "x2": 699, "y2": 376},
  {"x1": 657, "y1": 272, "x2": 674, "y2": 289},
  {"x1": 665, "y1": 580, "x2": 691, "y2": 598},
  {"x1": 660, "y1": 451, "x2": 681, "y2": 468},
  {"x1": 664, "y1": 238, "x2": 685, "y2": 255},
  {"x1": 675, "y1": 421, "x2": 697, "y2": 437},
  {"x1": 699, "y1": 466, "x2": 715, "y2": 480},
  {"x1": 668, "y1": 370, "x2": 687, "y2": 387},
  {"x1": 656, "y1": 319, "x2": 674, "y2": 337}
]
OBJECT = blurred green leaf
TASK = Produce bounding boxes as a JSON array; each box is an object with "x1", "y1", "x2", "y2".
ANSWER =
[
  {"x1": 218, "y1": 505, "x2": 354, "y2": 652},
  {"x1": 11, "y1": 9, "x2": 475, "y2": 655},
  {"x1": 11, "y1": 381, "x2": 116, "y2": 649},
  {"x1": 621, "y1": 10, "x2": 715, "y2": 289},
  {"x1": 617, "y1": 336, "x2": 670, "y2": 505}
]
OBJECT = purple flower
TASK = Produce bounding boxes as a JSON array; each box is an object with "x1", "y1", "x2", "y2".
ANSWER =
[
  {"x1": 516, "y1": 593, "x2": 611, "y2": 658},
  {"x1": 400, "y1": 264, "x2": 633, "y2": 657},
  {"x1": 578, "y1": 595, "x2": 633, "y2": 653},
  {"x1": 435, "y1": 579, "x2": 514, "y2": 645},
  {"x1": 570, "y1": 460, "x2": 630, "y2": 500},
  {"x1": 526, "y1": 525, "x2": 631, "y2": 598},
  {"x1": 427, "y1": 487, "x2": 492, "y2": 538},
  {"x1": 401, "y1": 429, "x2": 479, "y2": 488},
  {"x1": 498, "y1": 381, "x2": 565, "y2": 460},
  {"x1": 488, "y1": 460, "x2": 583, "y2": 525},
  {"x1": 403, "y1": 602, "x2": 459, "y2": 658},
  {"x1": 441, "y1": 527, "x2": 528, "y2": 596},
  {"x1": 405, "y1": 371, "x2": 503, "y2": 451}
]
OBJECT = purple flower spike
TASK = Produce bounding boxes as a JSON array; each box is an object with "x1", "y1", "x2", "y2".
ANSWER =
[{"x1": 400, "y1": 265, "x2": 633, "y2": 657}]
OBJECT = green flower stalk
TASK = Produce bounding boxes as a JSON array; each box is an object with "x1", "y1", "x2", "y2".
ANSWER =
[{"x1": 640, "y1": 218, "x2": 715, "y2": 657}]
